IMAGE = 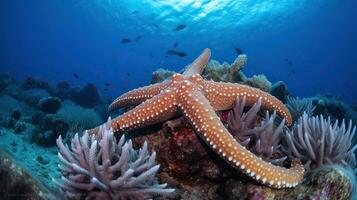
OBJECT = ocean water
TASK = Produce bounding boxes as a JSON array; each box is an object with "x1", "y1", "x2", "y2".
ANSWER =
[{"x1": 0, "y1": 0, "x2": 356, "y2": 199}]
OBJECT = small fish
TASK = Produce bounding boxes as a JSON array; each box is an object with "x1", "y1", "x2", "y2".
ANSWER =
[
  {"x1": 173, "y1": 42, "x2": 179, "y2": 48},
  {"x1": 291, "y1": 69, "x2": 296, "y2": 74},
  {"x1": 121, "y1": 38, "x2": 132, "y2": 44},
  {"x1": 73, "y1": 73, "x2": 79, "y2": 79},
  {"x1": 153, "y1": 23, "x2": 159, "y2": 29},
  {"x1": 149, "y1": 52, "x2": 155, "y2": 58},
  {"x1": 133, "y1": 35, "x2": 142, "y2": 42},
  {"x1": 174, "y1": 24, "x2": 186, "y2": 31},
  {"x1": 166, "y1": 50, "x2": 187, "y2": 57},
  {"x1": 104, "y1": 87, "x2": 109, "y2": 91},
  {"x1": 234, "y1": 47, "x2": 243, "y2": 55},
  {"x1": 105, "y1": 83, "x2": 110, "y2": 87},
  {"x1": 132, "y1": 10, "x2": 139, "y2": 14}
]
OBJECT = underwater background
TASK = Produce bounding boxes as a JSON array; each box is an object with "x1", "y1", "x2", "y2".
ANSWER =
[{"x1": 0, "y1": 0, "x2": 356, "y2": 199}]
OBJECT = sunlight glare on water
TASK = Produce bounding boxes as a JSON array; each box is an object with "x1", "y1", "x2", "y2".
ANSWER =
[{"x1": 90, "y1": 0, "x2": 323, "y2": 37}]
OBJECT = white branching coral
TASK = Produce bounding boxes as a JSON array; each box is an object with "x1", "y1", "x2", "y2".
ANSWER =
[
  {"x1": 53, "y1": 118, "x2": 174, "y2": 200},
  {"x1": 227, "y1": 96, "x2": 286, "y2": 165},
  {"x1": 283, "y1": 113, "x2": 357, "y2": 170}
]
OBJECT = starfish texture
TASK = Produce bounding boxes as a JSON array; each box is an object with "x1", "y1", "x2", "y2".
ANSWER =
[{"x1": 103, "y1": 49, "x2": 304, "y2": 188}]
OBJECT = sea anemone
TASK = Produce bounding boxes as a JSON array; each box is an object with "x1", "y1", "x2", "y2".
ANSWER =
[
  {"x1": 283, "y1": 113, "x2": 357, "y2": 170},
  {"x1": 227, "y1": 96, "x2": 286, "y2": 165},
  {"x1": 53, "y1": 118, "x2": 174, "y2": 199},
  {"x1": 286, "y1": 96, "x2": 315, "y2": 123}
]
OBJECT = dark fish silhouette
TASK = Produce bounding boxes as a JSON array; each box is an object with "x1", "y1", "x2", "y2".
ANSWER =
[
  {"x1": 105, "y1": 83, "x2": 110, "y2": 87},
  {"x1": 153, "y1": 23, "x2": 159, "y2": 29},
  {"x1": 285, "y1": 58, "x2": 293, "y2": 66},
  {"x1": 173, "y1": 42, "x2": 178, "y2": 48},
  {"x1": 234, "y1": 47, "x2": 243, "y2": 55},
  {"x1": 166, "y1": 50, "x2": 187, "y2": 57},
  {"x1": 73, "y1": 73, "x2": 79, "y2": 79},
  {"x1": 291, "y1": 69, "x2": 296, "y2": 74},
  {"x1": 174, "y1": 24, "x2": 186, "y2": 31},
  {"x1": 133, "y1": 35, "x2": 142, "y2": 42},
  {"x1": 121, "y1": 38, "x2": 132, "y2": 44},
  {"x1": 132, "y1": 10, "x2": 139, "y2": 14}
]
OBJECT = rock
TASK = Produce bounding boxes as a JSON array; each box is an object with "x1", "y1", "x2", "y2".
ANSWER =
[
  {"x1": 31, "y1": 130, "x2": 58, "y2": 147},
  {"x1": 31, "y1": 114, "x2": 69, "y2": 146},
  {"x1": 22, "y1": 76, "x2": 50, "y2": 91},
  {"x1": 70, "y1": 83, "x2": 101, "y2": 108},
  {"x1": 40, "y1": 114, "x2": 69, "y2": 135},
  {"x1": 31, "y1": 112, "x2": 45, "y2": 125},
  {"x1": 38, "y1": 97, "x2": 61, "y2": 114},
  {"x1": 133, "y1": 122, "x2": 354, "y2": 200},
  {"x1": 20, "y1": 89, "x2": 50, "y2": 107},
  {"x1": 56, "y1": 80, "x2": 70, "y2": 89},
  {"x1": 270, "y1": 81, "x2": 289, "y2": 103},
  {"x1": 14, "y1": 121, "x2": 26, "y2": 134},
  {"x1": 0, "y1": 150, "x2": 56, "y2": 199}
]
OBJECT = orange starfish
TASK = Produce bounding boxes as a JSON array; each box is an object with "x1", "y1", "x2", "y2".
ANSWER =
[{"x1": 104, "y1": 49, "x2": 304, "y2": 188}]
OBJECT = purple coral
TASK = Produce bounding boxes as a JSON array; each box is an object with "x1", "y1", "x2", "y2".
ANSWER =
[
  {"x1": 53, "y1": 118, "x2": 174, "y2": 199},
  {"x1": 283, "y1": 113, "x2": 357, "y2": 170},
  {"x1": 227, "y1": 96, "x2": 286, "y2": 165}
]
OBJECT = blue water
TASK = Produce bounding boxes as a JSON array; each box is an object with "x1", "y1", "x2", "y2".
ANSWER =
[{"x1": 0, "y1": 0, "x2": 356, "y2": 103}]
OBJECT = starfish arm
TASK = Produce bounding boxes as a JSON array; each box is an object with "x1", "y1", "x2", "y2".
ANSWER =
[
  {"x1": 177, "y1": 84, "x2": 304, "y2": 188},
  {"x1": 182, "y1": 48, "x2": 211, "y2": 77},
  {"x1": 108, "y1": 81, "x2": 170, "y2": 112},
  {"x1": 110, "y1": 90, "x2": 178, "y2": 133},
  {"x1": 203, "y1": 80, "x2": 292, "y2": 126}
]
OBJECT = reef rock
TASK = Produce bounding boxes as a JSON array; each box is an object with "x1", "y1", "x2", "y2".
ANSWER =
[
  {"x1": 0, "y1": 150, "x2": 56, "y2": 200},
  {"x1": 37, "y1": 97, "x2": 61, "y2": 114},
  {"x1": 70, "y1": 83, "x2": 102, "y2": 108},
  {"x1": 132, "y1": 123, "x2": 355, "y2": 200},
  {"x1": 270, "y1": 81, "x2": 289, "y2": 103}
]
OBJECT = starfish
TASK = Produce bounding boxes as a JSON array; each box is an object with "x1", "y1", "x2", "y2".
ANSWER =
[{"x1": 99, "y1": 49, "x2": 304, "y2": 189}]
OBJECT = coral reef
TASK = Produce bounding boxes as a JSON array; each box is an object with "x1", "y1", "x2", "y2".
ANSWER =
[
  {"x1": 311, "y1": 95, "x2": 357, "y2": 124},
  {"x1": 70, "y1": 83, "x2": 102, "y2": 108},
  {"x1": 227, "y1": 97, "x2": 286, "y2": 165},
  {"x1": 57, "y1": 100, "x2": 102, "y2": 131},
  {"x1": 283, "y1": 113, "x2": 357, "y2": 170},
  {"x1": 202, "y1": 54, "x2": 248, "y2": 83},
  {"x1": 38, "y1": 97, "x2": 62, "y2": 114},
  {"x1": 269, "y1": 81, "x2": 289, "y2": 103},
  {"x1": 244, "y1": 74, "x2": 272, "y2": 92},
  {"x1": 106, "y1": 49, "x2": 303, "y2": 189},
  {"x1": 54, "y1": 118, "x2": 174, "y2": 199},
  {"x1": 286, "y1": 96, "x2": 315, "y2": 123},
  {"x1": 151, "y1": 68, "x2": 175, "y2": 84}
]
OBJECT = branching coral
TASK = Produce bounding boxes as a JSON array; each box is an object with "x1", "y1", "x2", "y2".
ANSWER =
[
  {"x1": 53, "y1": 118, "x2": 174, "y2": 199},
  {"x1": 227, "y1": 96, "x2": 286, "y2": 165},
  {"x1": 283, "y1": 113, "x2": 357, "y2": 170},
  {"x1": 286, "y1": 96, "x2": 315, "y2": 123}
]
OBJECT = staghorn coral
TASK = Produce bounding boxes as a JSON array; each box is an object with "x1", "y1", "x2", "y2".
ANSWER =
[
  {"x1": 53, "y1": 118, "x2": 174, "y2": 199},
  {"x1": 283, "y1": 113, "x2": 357, "y2": 170},
  {"x1": 227, "y1": 96, "x2": 286, "y2": 165},
  {"x1": 286, "y1": 96, "x2": 316, "y2": 123}
]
